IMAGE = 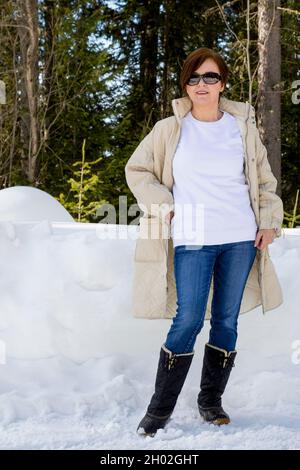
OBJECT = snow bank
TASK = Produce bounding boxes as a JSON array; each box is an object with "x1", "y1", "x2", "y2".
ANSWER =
[
  {"x1": 0, "y1": 219, "x2": 299, "y2": 450},
  {"x1": 0, "y1": 186, "x2": 74, "y2": 223}
]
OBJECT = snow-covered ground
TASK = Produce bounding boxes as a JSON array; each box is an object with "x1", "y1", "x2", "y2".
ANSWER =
[{"x1": 0, "y1": 217, "x2": 299, "y2": 450}]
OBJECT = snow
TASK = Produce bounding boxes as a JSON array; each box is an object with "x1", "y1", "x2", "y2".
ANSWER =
[
  {"x1": 0, "y1": 216, "x2": 299, "y2": 449},
  {"x1": 0, "y1": 186, "x2": 74, "y2": 223}
]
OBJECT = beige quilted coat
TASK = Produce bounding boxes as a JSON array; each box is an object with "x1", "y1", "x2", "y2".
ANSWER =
[{"x1": 125, "y1": 96, "x2": 284, "y2": 320}]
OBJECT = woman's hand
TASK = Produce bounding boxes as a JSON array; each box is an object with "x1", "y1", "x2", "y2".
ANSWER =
[
  {"x1": 165, "y1": 210, "x2": 175, "y2": 225},
  {"x1": 254, "y1": 229, "x2": 276, "y2": 250}
]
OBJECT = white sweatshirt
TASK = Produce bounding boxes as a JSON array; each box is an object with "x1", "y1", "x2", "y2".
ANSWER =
[{"x1": 170, "y1": 110, "x2": 258, "y2": 247}]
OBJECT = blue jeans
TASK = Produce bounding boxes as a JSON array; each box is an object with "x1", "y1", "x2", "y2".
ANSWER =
[{"x1": 165, "y1": 241, "x2": 257, "y2": 354}]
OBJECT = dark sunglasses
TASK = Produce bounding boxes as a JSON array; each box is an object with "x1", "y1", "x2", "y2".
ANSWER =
[{"x1": 187, "y1": 72, "x2": 222, "y2": 86}]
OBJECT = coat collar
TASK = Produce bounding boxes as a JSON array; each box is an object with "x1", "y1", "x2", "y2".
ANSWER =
[{"x1": 171, "y1": 95, "x2": 251, "y2": 124}]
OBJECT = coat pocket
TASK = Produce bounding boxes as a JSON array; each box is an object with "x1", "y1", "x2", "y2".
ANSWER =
[
  {"x1": 132, "y1": 260, "x2": 168, "y2": 318},
  {"x1": 134, "y1": 216, "x2": 169, "y2": 263}
]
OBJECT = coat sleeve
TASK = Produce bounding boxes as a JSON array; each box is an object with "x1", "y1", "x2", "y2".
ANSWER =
[
  {"x1": 124, "y1": 124, "x2": 174, "y2": 219},
  {"x1": 255, "y1": 126, "x2": 284, "y2": 238}
]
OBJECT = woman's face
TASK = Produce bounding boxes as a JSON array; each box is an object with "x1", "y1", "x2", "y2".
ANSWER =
[{"x1": 185, "y1": 58, "x2": 225, "y2": 107}]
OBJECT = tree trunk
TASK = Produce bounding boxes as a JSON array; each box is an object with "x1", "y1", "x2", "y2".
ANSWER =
[
  {"x1": 139, "y1": 0, "x2": 159, "y2": 128},
  {"x1": 257, "y1": 0, "x2": 282, "y2": 196},
  {"x1": 16, "y1": 0, "x2": 40, "y2": 184},
  {"x1": 43, "y1": 0, "x2": 56, "y2": 146}
]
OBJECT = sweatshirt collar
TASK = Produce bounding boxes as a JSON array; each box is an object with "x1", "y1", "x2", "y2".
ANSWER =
[{"x1": 171, "y1": 95, "x2": 251, "y2": 124}]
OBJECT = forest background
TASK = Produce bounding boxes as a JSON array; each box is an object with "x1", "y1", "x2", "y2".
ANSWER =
[{"x1": 0, "y1": 0, "x2": 299, "y2": 225}]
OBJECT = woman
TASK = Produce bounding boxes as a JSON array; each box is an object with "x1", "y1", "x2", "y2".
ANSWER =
[{"x1": 125, "y1": 47, "x2": 284, "y2": 437}]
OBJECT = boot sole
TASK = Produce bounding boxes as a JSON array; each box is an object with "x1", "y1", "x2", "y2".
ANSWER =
[
  {"x1": 137, "y1": 428, "x2": 156, "y2": 438},
  {"x1": 211, "y1": 416, "x2": 230, "y2": 426},
  {"x1": 136, "y1": 419, "x2": 170, "y2": 438},
  {"x1": 136, "y1": 415, "x2": 171, "y2": 437},
  {"x1": 200, "y1": 415, "x2": 230, "y2": 426},
  {"x1": 198, "y1": 406, "x2": 231, "y2": 426}
]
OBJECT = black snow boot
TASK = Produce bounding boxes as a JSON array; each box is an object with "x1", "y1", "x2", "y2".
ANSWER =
[
  {"x1": 197, "y1": 343, "x2": 237, "y2": 426},
  {"x1": 137, "y1": 344, "x2": 194, "y2": 437}
]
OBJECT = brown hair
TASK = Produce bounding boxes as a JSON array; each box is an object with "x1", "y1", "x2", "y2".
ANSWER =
[{"x1": 180, "y1": 47, "x2": 229, "y2": 99}]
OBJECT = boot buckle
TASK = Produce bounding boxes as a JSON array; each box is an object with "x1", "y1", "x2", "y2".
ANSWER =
[
  {"x1": 222, "y1": 353, "x2": 235, "y2": 368},
  {"x1": 167, "y1": 354, "x2": 178, "y2": 370}
]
